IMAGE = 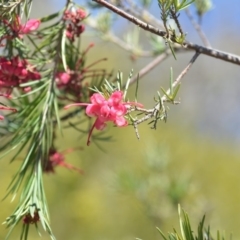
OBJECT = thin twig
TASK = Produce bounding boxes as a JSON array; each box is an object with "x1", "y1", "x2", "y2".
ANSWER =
[
  {"x1": 106, "y1": 33, "x2": 153, "y2": 57},
  {"x1": 93, "y1": 0, "x2": 167, "y2": 37},
  {"x1": 170, "y1": 8, "x2": 184, "y2": 37},
  {"x1": 93, "y1": 0, "x2": 240, "y2": 66},
  {"x1": 127, "y1": 46, "x2": 194, "y2": 86},
  {"x1": 164, "y1": 51, "x2": 200, "y2": 97},
  {"x1": 134, "y1": 51, "x2": 200, "y2": 125},
  {"x1": 86, "y1": 18, "x2": 153, "y2": 57},
  {"x1": 128, "y1": 50, "x2": 171, "y2": 86},
  {"x1": 185, "y1": 8, "x2": 211, "y2": 48}
]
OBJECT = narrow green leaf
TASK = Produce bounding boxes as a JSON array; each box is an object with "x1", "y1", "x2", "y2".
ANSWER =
[
  {"x1": 168, "y1": 41, "x2": 177, "y2": 60},
  {"x1": 18, "y1": 81, "x2": 49, "y2": 98},
  {"x1": 179, "y1": 0, "x2": 195, "y2": 10},
  {"x1": 124, "y1": 69, "x2": 133, "y2": 99},
  {"x1": 61, "y1": 29, "x2": 67, "y2": 71},
  {"x1": 172, "y1": 83, "x2": 181, "y2": 99},
  {"x1": 40, "y1": 11, "x2": 61, "y2": 23},
  {"x1": 170, "y1": 67, "x2": 173, "y2": 95},
  {"x1": 157, "y1": 227, "x2": 168, "y2": 240},
  {"x1": 135, "y1": 74, "x2": 139, "y2": 102},
  {"x1": 161, "y1": 87, "x2": 173, "y2": 101},
  {"x1": 178, "y1": 205, "x2": 186, "y2": 240},
  {"x1": 104, "y1": 79, "x2": 114, "y2": 92},
  {"x1": 54, "y1": 98, "x2": 61, "y2": 131}
]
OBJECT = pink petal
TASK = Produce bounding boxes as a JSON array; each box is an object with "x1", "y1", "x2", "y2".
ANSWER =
[
  {"x1": 86, "y1": 104, "x2": 100, "y2": 117},
  {"x1": 90, "y1": 93, "x2": 105, "y2": 105},
  {"x1": 100, "y1": 105, "x2": 110, "y2": 118},
  {"x1": 108, "y1": 91, "x2": 123, "y2": 105},
  {"x1": 110, "y1": 104, "x2": 127, "y2": 117},
  {"x1": 20, "y1": 19, "x2": 40, "y2": 34},
  {"x1": 56, "y1": 72, "x2": 71, "y2": 84},
  {"x1": 95, "y1": 118, "x2": 106, "y2": 130},
  {"x1": 76, "y1": 9, "x2": 87, "y2": 19},
  {"x1": 114, "y1": 116, "x2": 128, "y2": 127}
]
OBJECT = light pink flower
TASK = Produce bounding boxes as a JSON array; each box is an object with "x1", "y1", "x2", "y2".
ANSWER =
[
  {"x1": 63, "y1": 8, "x2": 86, "y2": 41},
  {"x1": 19, "y1": 19, "x2": 40, "y2": 34},
  {"x1": 12, "y1": 16, "x2": 40, "y2": 38},
  {"x1": 55, "y1": 72, "x2": 71, "y2": 86},
  {"x1": 0, "y1": 56, "x2": 41, "y2": 97},
  {"x1": 65, "y1": 91, "x2": 143, "y2": 145},
  {"x1": 44, "y1": 148, "x2": 84, "y2": 174}
]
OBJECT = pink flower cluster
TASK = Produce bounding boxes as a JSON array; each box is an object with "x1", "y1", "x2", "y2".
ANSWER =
[
  {"x1": 55, "y1": 43, "x2": 108, "y2": 103},
  {"x1": 85, "y1": 91, "x2": 129, "y2": 129},
  {"x1": 65, "y1": 91, "x2": 143, "y2": 145},
  {"x1": 63, "y1": 9, "x2": 86, "y2": 41},
  {"x1": 0, "y1": 56, "x2": 41, "y2": 97}
]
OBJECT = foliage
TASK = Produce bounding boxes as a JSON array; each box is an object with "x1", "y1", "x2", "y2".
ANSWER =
[{"x1": 157, "y1": 206, "x2": 231, "y2": 240}]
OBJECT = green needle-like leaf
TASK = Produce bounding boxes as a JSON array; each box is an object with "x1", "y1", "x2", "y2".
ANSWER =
[
  {"x1": 168, "y1": 41, "x2": 177, "y2": 60},
  {"x1": 61, "y1": 28, "x2": 68, "y2": 71},
  {"x1": 157, "y1": 227, "x2": 169, "y2": 240},
  {"x1": 172, "y1": 83, "x2": 181, "y2": 99},
  {"x1": 135, "y1": 73, "x2": 139, "y2": 102},
  {"x1": 170, "y1": 67, "x2": 173, "y2": 95},
  {"x1": 161, "y1": 87, "x2": 173, "y2": 101},
  {"x1": 124, "y1": 69, "x2": 133, "y2": 99},
  {"x1": 40, "y1": 11, "x2": 61, "y2": 22}
]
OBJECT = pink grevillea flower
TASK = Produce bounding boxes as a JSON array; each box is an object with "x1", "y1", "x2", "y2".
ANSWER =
[
  {"x1": 44, "y1": 148, "x2": 84, "y2": 174},
  {"x1": 55, "y1": 71, "x2": 71, "y2": 86},
  {"x1": 12, "y1": 16, "x2": 40, "y2": 38},
  {"x1": 65, "y1": 91, "x2": 143, "y2": 146}
]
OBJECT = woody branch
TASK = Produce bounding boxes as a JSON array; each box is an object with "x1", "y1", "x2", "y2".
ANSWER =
[{"x1": 93, "y1": 0, "x2": 240, "y2": 66}]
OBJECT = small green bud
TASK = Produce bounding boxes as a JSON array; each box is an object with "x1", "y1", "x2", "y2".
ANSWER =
[{"x1": 194, "y1": 0, "x2": 212, "y2": 16}]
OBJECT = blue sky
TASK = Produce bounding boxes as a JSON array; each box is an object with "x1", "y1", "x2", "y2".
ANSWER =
[{"x1": 53, "y1": 0, "x2": 240, "y2": 33}]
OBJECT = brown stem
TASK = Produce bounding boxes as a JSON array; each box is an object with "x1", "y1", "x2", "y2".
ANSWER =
[{"x1": 170, "y1": 8, "x2": 184, "y2": 36}]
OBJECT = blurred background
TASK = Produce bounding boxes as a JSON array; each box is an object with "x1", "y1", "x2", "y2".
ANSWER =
[{"x1": 1, "y1": 0, "x2": 240, "y2": 239}]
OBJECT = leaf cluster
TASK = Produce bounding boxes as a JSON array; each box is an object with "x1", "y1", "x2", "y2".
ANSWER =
[
  {"x1": 157, "y1": 0, "x2": 194, "y2": 57},
  {"x1": 0, "y1": 3, "x2": 85, "y2": 239},
  {"x1": 157, "y1": 206, "x2": 231, "y2": 240}
]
